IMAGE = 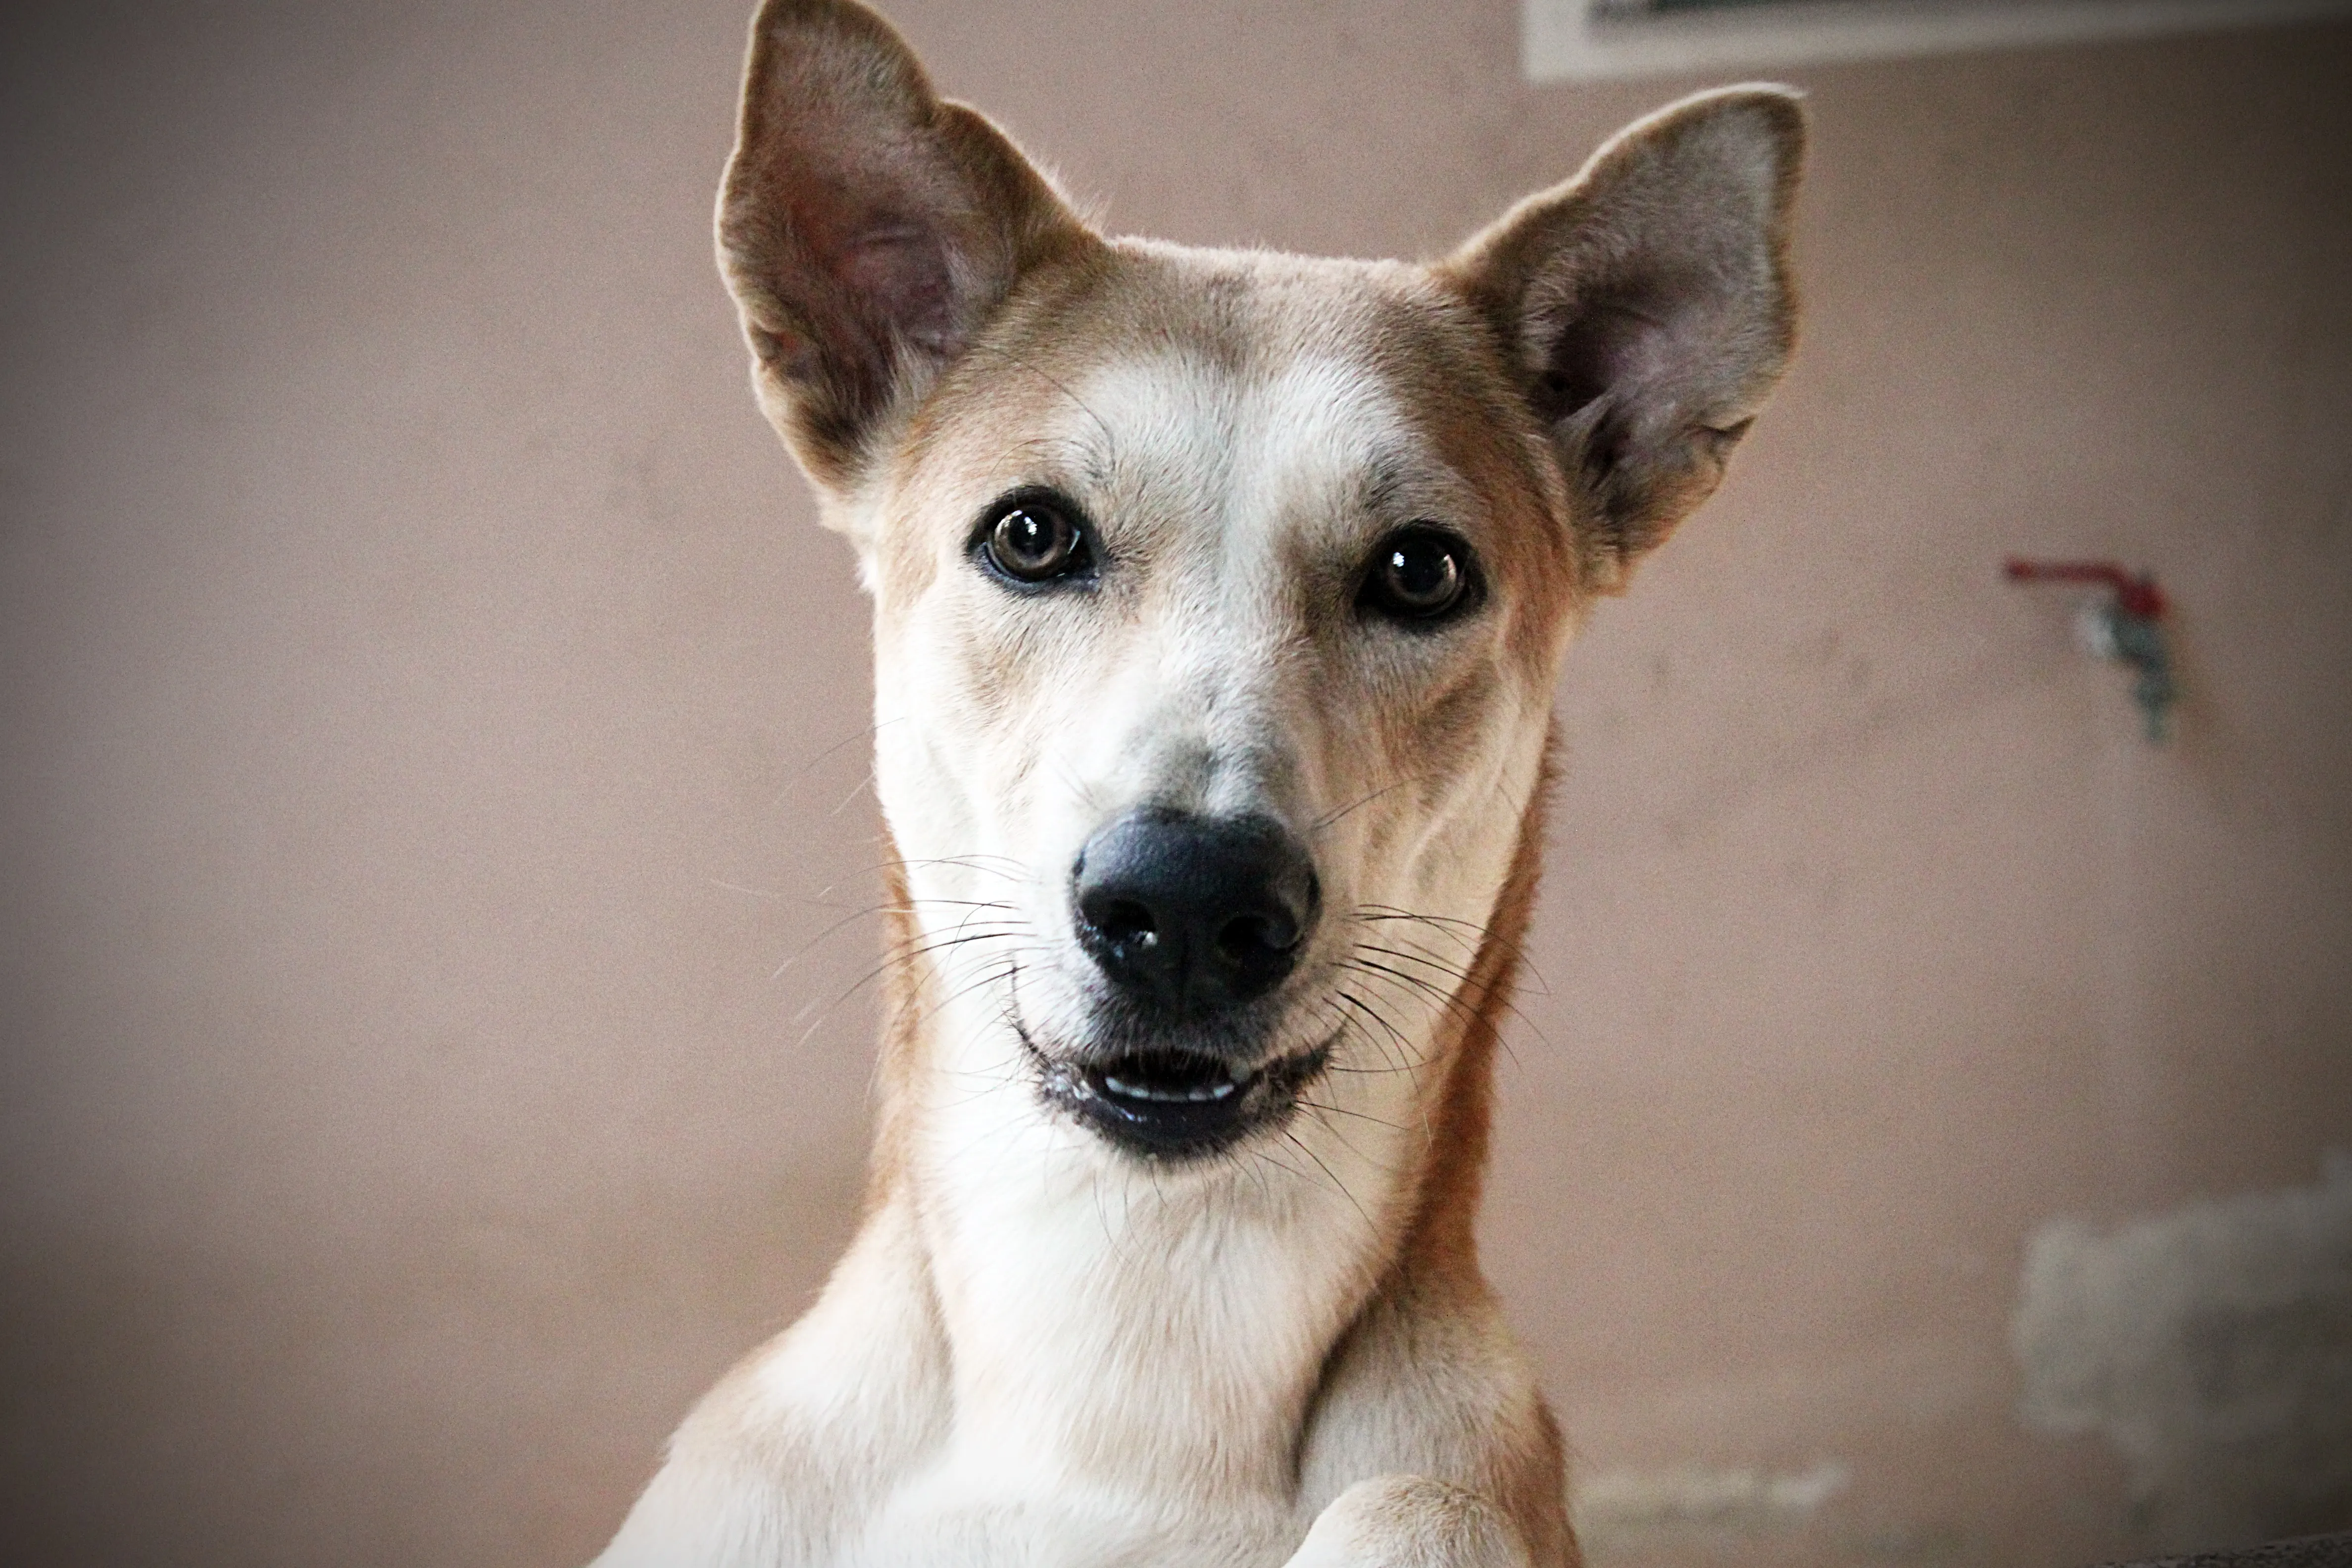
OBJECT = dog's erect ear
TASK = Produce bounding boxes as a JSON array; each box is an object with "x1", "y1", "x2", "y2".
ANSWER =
[
  {"x1": 717, "y1": 0, "x2": 1090, "y2": 491},
  {"x1": 1444, "y1": 87, "x2": 1805, "y2": 588}
]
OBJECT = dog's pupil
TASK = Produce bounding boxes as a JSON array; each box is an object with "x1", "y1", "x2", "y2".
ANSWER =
[
  {"x1": 996, "y1": 506, "x2": 1066, "y2": 574},
  {"x1": 1387, "y1": 538, "x2": 1459, "y2": 609}
]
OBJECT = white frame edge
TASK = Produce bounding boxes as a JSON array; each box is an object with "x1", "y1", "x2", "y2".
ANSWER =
[{"x1": 1524, "y1": 0, "x2": 2352, "y2": 83}]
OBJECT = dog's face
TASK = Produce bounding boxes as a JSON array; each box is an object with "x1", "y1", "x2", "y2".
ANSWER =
[
  {"x1": 718, "y1": 1, "x2": 1800, "y2": 1171},
  {"x1": 860, "y1": 253, "x2": 1585, "y2": 1158}
]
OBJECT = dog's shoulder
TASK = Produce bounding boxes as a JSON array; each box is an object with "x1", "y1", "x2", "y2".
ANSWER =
[{"x1": 592, "y1": 1202, "x2": 948, "y2": 1567}]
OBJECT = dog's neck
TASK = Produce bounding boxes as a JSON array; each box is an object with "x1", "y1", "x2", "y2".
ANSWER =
[{"x1": 855, "y1": 769, "x2": 1547, "y2": 1503}]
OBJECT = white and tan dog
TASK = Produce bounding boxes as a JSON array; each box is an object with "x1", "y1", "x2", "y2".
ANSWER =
[{"x1": 592, "y1": 3, "x2": 1802, "y2": 1564}]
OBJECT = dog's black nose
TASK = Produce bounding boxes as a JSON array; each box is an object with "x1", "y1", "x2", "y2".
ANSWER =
[{"x1": 1073, "y1": 808, "x2": 1320, "y2": 1016}]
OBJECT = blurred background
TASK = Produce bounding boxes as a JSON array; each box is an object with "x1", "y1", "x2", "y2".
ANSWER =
[{"x1": 2, "y1": 2, "x2": 2347, "y2": 1565}]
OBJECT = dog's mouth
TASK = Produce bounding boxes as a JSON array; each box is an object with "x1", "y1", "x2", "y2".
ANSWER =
[{"x1": 1025, "y1": 1033, "x2": 1330, "y2": 1159}]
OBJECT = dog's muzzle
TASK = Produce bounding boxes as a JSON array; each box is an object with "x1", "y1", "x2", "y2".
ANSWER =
[{"x1": 1041, "y1": 807, "x2": 1324, "y2": 1156}]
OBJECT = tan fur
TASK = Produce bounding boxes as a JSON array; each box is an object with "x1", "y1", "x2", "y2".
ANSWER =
[{"x1": 588, "y1": 5, "x2": 1802, "y2": 1565}]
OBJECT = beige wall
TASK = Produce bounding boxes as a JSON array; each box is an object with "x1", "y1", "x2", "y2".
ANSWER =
[{"x1": 2, "y1": 3, "x2": 2347, "y2": 1566}]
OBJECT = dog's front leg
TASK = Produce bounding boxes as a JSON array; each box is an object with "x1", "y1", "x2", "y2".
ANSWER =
[{"x1": 1283, "y1": 1476, "x2": 1534, "y2": 1568}]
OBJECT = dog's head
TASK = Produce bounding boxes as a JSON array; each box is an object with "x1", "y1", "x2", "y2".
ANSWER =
[{"x1": 719, "y1": 1, "x2": 1802, "y2": 1170}]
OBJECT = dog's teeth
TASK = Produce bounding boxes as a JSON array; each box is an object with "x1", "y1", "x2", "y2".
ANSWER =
[{"x1": 1103, "y1": 1074, "x2": 1239, "y2": 1104}]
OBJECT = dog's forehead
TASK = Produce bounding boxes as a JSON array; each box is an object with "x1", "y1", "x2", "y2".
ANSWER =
[
  {"x1": 1060, "y1": 350, "x2": 1442, "y2": 552},
  {"x1": 910, "y1": 245, "x2": 1534, "y2": 520}
]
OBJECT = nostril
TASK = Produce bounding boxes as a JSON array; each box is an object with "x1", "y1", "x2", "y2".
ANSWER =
[
  {"x1": 1216, "y1": 913, "x2": 1295, "y2": 962},
  {"x1": 1087, "y1": 896, "x2": 1159, "y2": 949}
]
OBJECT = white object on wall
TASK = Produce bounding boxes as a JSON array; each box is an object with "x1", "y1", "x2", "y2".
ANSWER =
[
  {"x1": 1524, "y1": 0, "x2": 2352, "y2": 83},
  {"x1": 2012, "y1": 1155, "x2": 2352, "y2": 1550}
]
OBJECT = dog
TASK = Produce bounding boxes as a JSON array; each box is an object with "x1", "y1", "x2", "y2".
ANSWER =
[{"x1": 589, "y1": 3, "x2": 1803, "y2": 1563}]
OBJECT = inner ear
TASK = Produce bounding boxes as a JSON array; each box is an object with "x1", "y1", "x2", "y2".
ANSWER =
[
  {"x1": 1528, "y1": 293, "x2": 1688, "y2": 455},
  {"x1": 1443, "y1": 86, "x2": 1806, "y2": 588},
  {"x1": 716, "y1": 0, "x2": 1094, "y2": 494}
]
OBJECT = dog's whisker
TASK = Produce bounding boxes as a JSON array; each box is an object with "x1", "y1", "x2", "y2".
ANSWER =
[
  {"x1": 1339, "y1": 943, "x2": 1551, "y2": 1053},
  {"x1": 1291, "y1": 1104, "x2": 1417, "y2": 1216},
  {"x1": 1342, "y1": 955, "x2": 1487, "y2": 1031},
  {"x1": 1308, "y1": 774, "x2": 1429, "y2": 836},
  {"x1": 781, "y1": 714, "x2": 902, "y2": 785},
  {"x1": 873, "y1": 852, "x2": 1030, "y2": 883},
  {"x1": 1356, "y1": 939, "x2": 1553, "y2": 1052},
  {"x1": 1329, "y1": 989, "x2": 1427, "y2": 1081},
  {"x1": 1349, "y1": 904, "x2": 1543, "y2": 983},
  {"x1": 782, "y1": 920, "x2": 1032, "y2": 1041},
  {"x1": 824, "y1": 763, "x2": 883, "y2": 819},
  {"x1": 871, "y1": 927, "x2": 1028, "y2": 972},
  {"x1": 707, "y1": 877, "x2": 798, "y2": 902},
  {"x1": 1343, "y1": 940, "x2": 1546, "y2": 1046},
  {"x1": 768, "y1": 898, "x2": 1019, "y2": 980},
  {"x1": 1352, "y1": 941, "x2": 1477, "y2": 988},
  {"x1": 762, "y1": 884, "x2": 1031, "y2": 983},
  {"x1": 1277, "y1": 1127, "x2": 1381, "y2": 1241},
  {"x1": 1344, "y1": 909, "x2": 1554, "y2": 1039},
  {"x1": 906, "y1": 949, "x2": 1051, "y2": 1038},
  {"x1": 1348, "y1": 904, "x2": 1501, "y2": 951},
  {"x1": 1294, "y1": 1097, "x2": 1411, "y2": 1137}
]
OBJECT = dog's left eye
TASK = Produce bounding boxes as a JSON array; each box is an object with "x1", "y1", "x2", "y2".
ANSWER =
[
  {"x1": 1360, "y1": 526, "x2": 1478, "y2": 623},
  {"x1": 977, "y1": 492, "x2": 1092, "y2": 586}
]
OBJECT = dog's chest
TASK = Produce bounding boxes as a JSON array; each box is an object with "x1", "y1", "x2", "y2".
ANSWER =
[{"x1": 867, "y1": 1104, "x2": 1389, "y2": 1557}]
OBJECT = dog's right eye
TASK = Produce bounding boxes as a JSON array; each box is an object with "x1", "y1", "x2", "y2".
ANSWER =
[
  {"x1": 1359, "y1": 525, "x2": 1480, "y2": 625},
  {"x1": 976, "y1": 492, "x2": 1093, "y2": 586}
]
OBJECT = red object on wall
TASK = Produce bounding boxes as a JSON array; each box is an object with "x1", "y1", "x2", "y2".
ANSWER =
[{"x1": 2002, "y1": 557, "x2": 2168, "y2": 621}]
